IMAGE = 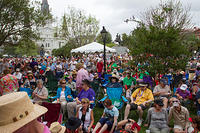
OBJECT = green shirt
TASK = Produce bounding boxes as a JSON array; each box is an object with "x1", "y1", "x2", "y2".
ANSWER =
[
  {"x1": 111, "y1": 63, "x2": 117, "y2": 70},
  {"x1": 123, "y1": 76, "x2": 136, "y2": 86}
]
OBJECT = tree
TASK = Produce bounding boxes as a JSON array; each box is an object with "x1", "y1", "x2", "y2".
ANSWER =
[
  {"x1": 126, "y1": 0, "x2": 192, "y2": 77},
  {"x1": 96, "y1": 31, "x2": 112, "y2": 44},
  {"x1": 52, "y1": 42, "x2": 74, "y2": 58},
  {"x1": 60, "y1": 7, "x2": 99, "y2": 47},
  {"x1": 0, "y1": 0, "x2": 52, "y2": 46}
]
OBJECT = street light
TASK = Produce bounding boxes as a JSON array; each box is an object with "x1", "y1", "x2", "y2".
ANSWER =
[{"x1": 100, "y1": 26, "x2": 108, "y2": 74}]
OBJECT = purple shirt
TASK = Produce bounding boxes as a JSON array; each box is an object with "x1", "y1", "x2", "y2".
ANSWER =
[
  {"x1": 78, "y1": 88, "x2": 95, "y2": 101},
  {"x1": 176, "y1": 88, "x2": 190, "y2": 98}
]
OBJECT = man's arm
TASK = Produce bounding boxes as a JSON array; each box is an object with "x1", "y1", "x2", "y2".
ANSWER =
[{"x1": 110, "y1": 116, "x2": 118, "y2": 133}]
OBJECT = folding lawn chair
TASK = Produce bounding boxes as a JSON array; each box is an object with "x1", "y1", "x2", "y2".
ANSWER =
[
  {"x1": 41, "y1": 102, "x2": 62, "y2": 127},
  {"x1": 99, "y1": 87, "x2": 128, "y2": 120}
]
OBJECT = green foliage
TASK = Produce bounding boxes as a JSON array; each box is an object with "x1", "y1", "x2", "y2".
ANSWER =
[
  {"x1": 0, "y1": 0, "x2": 52, "y2": 46},
  {"x1": 106, "y1": 43, "x2": 116, "y2": 48},
  {"x1": 52, "y1": 42, "x2": 74, "y2": 58},
  {"x1": 59, "y1": 7, "x2": 99, "y2": 47},
  {"x1": 96, "y1": 32, "x2": 112, "y2": 44},
  {"x1": 126, "y1": 0, "x2": 192, "y2": 77},
  {"x1": 3, "y1": 38, "x2": 39, "y2": 56}
]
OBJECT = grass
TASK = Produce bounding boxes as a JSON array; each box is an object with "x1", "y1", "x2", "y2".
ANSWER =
[{"x1": 93, "y1": 88, "x2": 198, "y2": 133}]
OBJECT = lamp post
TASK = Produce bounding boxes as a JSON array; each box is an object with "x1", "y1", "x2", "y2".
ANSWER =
[
  {"x1": 40, "y1": 44, "x2": 45, "y2": 57},
  {"x1": 100, "y1": 26, "x2": 108, "y2": 74}
]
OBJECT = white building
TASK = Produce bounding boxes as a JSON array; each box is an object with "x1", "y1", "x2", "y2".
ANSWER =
[{"x1": 36, "y1": 0, "x2": 66, "y2": 55}]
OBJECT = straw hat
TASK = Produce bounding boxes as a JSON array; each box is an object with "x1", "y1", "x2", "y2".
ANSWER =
[
  {"x1": 50, "y1": 122, "x2": 66, "y2": 133},
  {"x1": 0, "y1": 92, "x2": 47, "y2": 133}
]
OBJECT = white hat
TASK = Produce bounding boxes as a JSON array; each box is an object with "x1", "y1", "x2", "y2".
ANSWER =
[
  {"x1": 0, "y1": 92, "x2": 47, "y2": 133},
  {"x1": 180, "y1": 84, "x2": 188, "y2": 91}
]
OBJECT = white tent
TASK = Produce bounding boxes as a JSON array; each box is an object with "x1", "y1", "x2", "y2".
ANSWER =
[{"x1": 71, "y1": 42, "x2": 116, "y2": 53}]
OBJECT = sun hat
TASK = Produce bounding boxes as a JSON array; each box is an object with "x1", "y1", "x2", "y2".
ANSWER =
[
  {"x1": 0, "y1": 92, "x2": 47, "y2": 133},
  {"x1": 154, "y1": 99, "x2": 164, "y2": 106},
  {"x1": 139, "y1": 82, "x2": 148, "y2": 87},
  {"x1": 65, "y1": 117, "x2": 81, "y2": 131},
  {"x1": 109, "y1": 74, "x2": 119, "y2": 82},
  {"x1": 180, "y1": 84, "x2": 188, "y2": 91},
  {"x1": 50, "y1": 122, "x2": 66, "y2": 133}
]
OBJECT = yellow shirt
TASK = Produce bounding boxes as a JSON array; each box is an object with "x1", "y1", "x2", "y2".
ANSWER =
[{"x1": 131, "y1": 88, "x2": 154, "y2": 105}]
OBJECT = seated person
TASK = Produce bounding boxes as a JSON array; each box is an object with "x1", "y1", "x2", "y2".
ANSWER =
[
  {"x1": 105, "y1": 74, "x2": 123, "y2": 93},
  {"x1": 175, "y1": 84, "x2": 190, "y2": 104},
  {"x1": 123, "y1": 71, "x2": 136, "y2": 89},
  {"x1": 168, "y1": 98, "x2": 190, "y2": 133},
  {"x1": 55, "y1": 79, "x2": 73, "y2": 117},
  {"x1": 0, "y1": 92, "x2": 50, "y2": 133},
  {"x1": 76, "y1": 98, "x2": 94, "y2": 133},
  {"x1": 65, "y1": 117, "x2": 82, "y2": 133},
  {"x1": 67, "y1": 79, "x2": 95, "y2": 118},
  {"x1": 124, "y1": 82, "x2": 154, "y2": 126},
  {"x1": 153, "y1": 79, "x2": 171, "y2": 108},
  {"x1": 66, "y1": 76, "x2": 76, "y2": 97},
  {"x1": 93, "y1": 99, "x2": 119, "y2": 133},
  {"x1": 115, "y1": 119, "x2": 140, "y2": 133},
  {"x1": 32, "y1": 79, "x2": 48, "y2": 105},
  {"x1": 145, "y1": 99, "x2": 169, "y2": 133},
  {"x1": 196, "y1": 90, "x2": 200, "y2": 116}
]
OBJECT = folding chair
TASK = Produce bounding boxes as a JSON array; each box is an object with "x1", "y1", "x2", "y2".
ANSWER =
[
  {"x1": 41, "y1": 102, "x2": 62, "y2": 127},
  {"x1": 19, "y1": 87, "x2": 33, "y2": 97},
  {"x1": 99, "y1": 87, "x2": 128, "y2": 120}
]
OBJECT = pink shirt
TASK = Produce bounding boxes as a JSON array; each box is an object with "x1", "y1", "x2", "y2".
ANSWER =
[
  {"x1": 43, "y1": 124, "x2": 51, "y2": 133},
  {"x1": 76, "y1": 68, "x2": 89, "y2": 88}
]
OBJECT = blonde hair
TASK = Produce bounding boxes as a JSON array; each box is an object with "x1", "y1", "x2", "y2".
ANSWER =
[{"x1": 81, "y1": 98, "x2": 90, "y2": 104}]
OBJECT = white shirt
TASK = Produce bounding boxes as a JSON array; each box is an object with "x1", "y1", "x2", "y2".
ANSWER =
[{"x1": 13, "y1": 72, "x2": 22, "y2": 80}]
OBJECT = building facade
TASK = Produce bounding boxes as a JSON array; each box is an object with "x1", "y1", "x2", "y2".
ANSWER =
[{"x1": 36, "y1": 0, "x2": 66, "y2": 55}]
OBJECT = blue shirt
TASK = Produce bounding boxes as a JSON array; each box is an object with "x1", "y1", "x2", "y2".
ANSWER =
[
  {"x1": 56, "y1": 86, "x2": 73, "y2": 101},
  {"x1": 78, "y1": 88, "x2": 95, "y2": 101}
]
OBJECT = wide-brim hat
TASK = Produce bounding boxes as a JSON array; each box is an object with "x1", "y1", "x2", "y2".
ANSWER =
[
  {"x1": 65, "y1": 117, "x2": 81, "y2": 131},
  {"x1": 139, "y1": 82, "x2": 148, "y2": 87},
  {"x1": 0, "y1": 92, "x2": 47, "y2": 133},
  {"x1": 50, "y1": 122, "x2": 66, "y2": 133},
  {"x1": 109, "y1": 74, "x2": 119, "y2": 82}
]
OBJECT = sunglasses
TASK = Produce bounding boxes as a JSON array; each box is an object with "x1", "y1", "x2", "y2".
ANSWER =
[
  {"x1": 61, "y1": 82, "x2": 66, "y2": 84},
  {"x1": 81, "y1": 102, "x2": 87, "y2": 104},
  {"x1": 172, "y1": 100, "x2": 179, "y2": 103}
]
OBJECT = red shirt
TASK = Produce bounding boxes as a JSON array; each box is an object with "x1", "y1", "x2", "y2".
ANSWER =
[{"x1": 97, "y1": 62, "x2": 103, "y2": 73}]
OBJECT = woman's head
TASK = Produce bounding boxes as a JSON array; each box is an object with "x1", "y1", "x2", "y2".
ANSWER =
[
  {"x1": 36, "y1": 79, "x2": 43, "y2": 89},
  {"x1": 60, "y1": 79, "x2": 66, "y2": 87},
  {"x1": 82, "y1": 79, "x2": 90, "y2": 90},
  {"x1": 27, "y1": 74, "x2": 33, "y2": 80},
  {"x1": 81, "y1": 98, "x2": 90, "y2": 108},
  {"x1": 191, "y1": 116, "x2": 200, "y2": 130},
  {"x1": 154, "y1": 99, "x2": 164, "y2": 110}
]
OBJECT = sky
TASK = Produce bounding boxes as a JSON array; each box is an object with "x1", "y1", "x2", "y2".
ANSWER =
[{"x1": 47, "y1": 0, "x2": 200, "y2": 39}]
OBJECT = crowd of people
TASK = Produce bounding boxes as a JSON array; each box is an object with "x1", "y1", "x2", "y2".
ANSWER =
[{"x1": 0, "y1": 54, "x2": 200, "y2": 133}]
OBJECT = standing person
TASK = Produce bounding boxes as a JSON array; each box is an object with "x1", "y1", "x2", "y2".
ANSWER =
[
  {"x1": 168, "y1": 98, "x2": 190, "y2": 133},
  {"x1": 76, "y1": 98, "x2": 94, "y2": 133},
  {"x1": 124, "y1": 82, "x2": 154, "y2": 126},
  {"x1": 0, "y1": 69, "x2": 19, "y2": 96},
  {"x1": 76, "y1": 63, "x2": 89, "y2": 92},
  {"x1": 92, "y1": 99, "x2": 119, "y2": 133},
  {"x1": 13, "y1": 68, "x2": 23, "y2": 86},
  {"x1": 0, "y1": 92, "x2": 50, "y2": 133},
  {"x1": 32, "y1": 79, "x2": 48, "y2": 104},
  {"x1": 97, "y1": 59, "x2": 104, "y2": 78},
  {"x1": 145, "y1": 99, "x2": 169, "y2": 133}
]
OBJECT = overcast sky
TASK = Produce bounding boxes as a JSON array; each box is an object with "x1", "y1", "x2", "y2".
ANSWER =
[{"x1": 47, "y1": 0, "x2": 200, "y2": 39}]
